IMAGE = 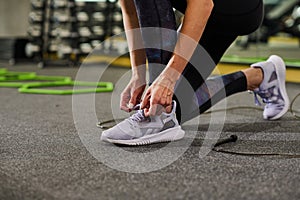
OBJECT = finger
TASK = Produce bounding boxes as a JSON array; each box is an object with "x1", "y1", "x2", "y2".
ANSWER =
[
  {"x1": 167, "y1": 95, "x2": 173, "y2": 107},
  {"x1": 143, "y1": 96, "x2": 153, "y2": 116},
  {"x1": 128, "y1": 89, "x2": 141, "y2": 108},
  {"x1": 164, "y1": 87, "x2": 173, "y2": 106},
  {"x1": 148, "y1": 95, "x2": 160, "y2": 116},
  {"x1": 141, "y1": 91, "x2": 151, "y2": 109},
  {"x1": 143, "y1": 107, "x2": 150, "y2": 116},
  {"x1": 148, "y1": 103, "x2": 166, "y2": 116},
  {"x1": 160, "y1": 96, "x2": 167, "y2": 106},
  {"x1": 136, "y1": 92, "x2": 143, "y2": 104},
  {"x1": 159, "y1": 89, "x2": 170, "y2": 107},
  {"x1": 127, "y1": 103, "x2": 135, "y2": 110},
  {"x1": 121, "y1": 101, "x2": 131, "y2": 112},
  {"x1": 147, "y1": 103, "x2": 158, "y2": 116},
  {"x1": 165, "y1": 96, "x2": 173, "y2": 113},
  {"x1": 120, "y1": 92, "x2": 131, "y2": 112},
  {"x1": 120, "y1": 106, "x2": 131, "y2": 112},
  {"x1": 157, "y1": 104, "x2": 165, "y2": 115},
  {"x1": 120, "y1": 99, "x2": 131, "y2": 112},
  {"x1": 128, "y1": 99, "x2": 136, "y2": 109}
]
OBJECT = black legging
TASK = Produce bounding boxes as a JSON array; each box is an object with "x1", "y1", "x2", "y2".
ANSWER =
[
  {"x1": 172, "y1": 0, "x2": 263, "y2": 63},
  {"x1": 133, "y1": 0, "x2": 264, "y2": 123}
]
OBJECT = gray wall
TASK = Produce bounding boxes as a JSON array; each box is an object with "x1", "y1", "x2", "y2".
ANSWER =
[{"x1": 0, "y1": 0, "x2": 31, "y2": 37}]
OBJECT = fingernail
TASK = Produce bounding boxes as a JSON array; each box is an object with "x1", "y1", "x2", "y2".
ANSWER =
[{"x1": 127, "y1": 103, "x2": 134, "y2": 109}]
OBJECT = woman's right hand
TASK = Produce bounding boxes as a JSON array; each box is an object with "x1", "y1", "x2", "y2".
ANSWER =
[{"x1": 120, "y1": 77, "x2": 146, "y2": 112}]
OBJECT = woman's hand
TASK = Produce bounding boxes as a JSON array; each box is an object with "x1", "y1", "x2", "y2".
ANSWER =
[
  {"x1": 120, "y1": 77, "x2": 146, "y2": 112},
  {"x1": 140, "y1": 74, "x2": 177, "y2": 116}
]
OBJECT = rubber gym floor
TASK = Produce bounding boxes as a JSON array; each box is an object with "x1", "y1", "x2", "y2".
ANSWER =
[{"x1": 0, "y1": 62, "x2": 299, "y2": 200}]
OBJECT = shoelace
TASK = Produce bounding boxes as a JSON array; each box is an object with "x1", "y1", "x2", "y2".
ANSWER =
[
  {"x1": 253, "y1": 87, "x2": 281, "y2": 107},
  {"x1": 129, "y1": 110, "x2": 147, "y2": 122},
  {"x1": 254, "y1": 91, "x2": 266, "y2": 106}
]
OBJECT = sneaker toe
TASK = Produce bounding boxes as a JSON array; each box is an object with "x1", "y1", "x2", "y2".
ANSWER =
[
  {"x1": 263, "y1": 104, "x2": 285, "y2": 120},
  {"x1": 101, "y1": 121, "x2": 137, "y2": 141},
  {"x1": 263, "y1": 109, "x2": 278, "y2": 120}
]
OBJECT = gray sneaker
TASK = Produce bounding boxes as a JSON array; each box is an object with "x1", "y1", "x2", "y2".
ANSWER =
[
  {"x1": 101, "y1": 101, "x2": 185, "y2": 145},
  {"x1": 251, "y1": 55, "x2": 290, "y2": 120}
]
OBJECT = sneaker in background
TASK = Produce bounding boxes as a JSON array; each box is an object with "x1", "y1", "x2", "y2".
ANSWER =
[{"x1": 251, "y1": 55, "x2": 290, "y2": 120}]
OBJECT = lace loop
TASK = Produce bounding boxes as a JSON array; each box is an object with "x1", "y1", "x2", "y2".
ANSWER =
[
  {"x1": 254, "y1": 93, "x2": 262, "y2": 106},
  {"x1": 129, "y1": 110, "x2": 146, "y2": 122},
  {"x1": 254, "y1": 86, "x2": 281, "y2": 106}
]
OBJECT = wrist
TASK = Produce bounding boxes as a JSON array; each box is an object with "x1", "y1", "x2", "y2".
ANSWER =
[
  {"x1": 132, "y1": 66, "x2": 146, "y2": 80},
  {"x1": 160, "y1": 55, "x2": 185, "y2": 82},
  {"x1": 158, "y1": 74, "x2": 177, "y2": 84},
  {"x1": 154, "y1": 73, "x2": 177, "y2": 90},
  {"x1": 160, "y1": 67, "x2": 181, "y2": 83},
  {"x1": 131, "y1": 73, "x2": 146, "y2": 84}
]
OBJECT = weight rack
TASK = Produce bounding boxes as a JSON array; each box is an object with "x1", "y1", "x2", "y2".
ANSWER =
[{"x1": 26, "y1": 0, "x2": 125, "y2": 68}]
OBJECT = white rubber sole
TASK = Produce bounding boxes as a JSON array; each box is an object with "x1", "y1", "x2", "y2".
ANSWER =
[
  {"x1": 104, "y1": 126, "x2": 185, "y2": 146},
  {"x1": 264, "y1": 55, "x2": 290, "y2": 120}
]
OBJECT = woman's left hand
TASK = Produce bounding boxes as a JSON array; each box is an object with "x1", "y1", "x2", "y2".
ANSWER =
[{"x1": 140, "y1": 74, "x2": 177, "y2": 116}]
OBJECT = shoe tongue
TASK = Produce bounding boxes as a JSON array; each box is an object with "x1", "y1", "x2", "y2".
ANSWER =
[
  {"x1": 130, "y1": 109, "x2": 147, "y2": 122},
  {"x1": 260, "y1": 62, "x2": 276, "y2": 90}
]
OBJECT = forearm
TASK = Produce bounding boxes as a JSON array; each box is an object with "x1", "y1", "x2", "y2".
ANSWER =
[
  {"x1": 161, "y1": 0, "x2": 214, "y2": 81},
  {"x1": 120, "y1": 0, "x2": 147, "y2": 79}
]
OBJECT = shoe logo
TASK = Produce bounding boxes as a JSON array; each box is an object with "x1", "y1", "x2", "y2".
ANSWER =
[
  {"x1": 268, "y1": 71, "x2": 277, "y2": 83},
  {"x1": 138, "y1": 118, "x2": 162, "y2": 129},
  {"x1": 162, "y1": 116, "x2": 172, "y2": 124},
  {"x1": 161, "y1": 120, "x2": 176, "y2": 131}
]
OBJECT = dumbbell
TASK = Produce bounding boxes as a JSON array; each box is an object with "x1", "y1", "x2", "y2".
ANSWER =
[
  {"x1": 283, "y1": 6, "x2": 300, "y2": 31},
  {"x1": 75, "y1": 1, "x2": 85, "y2": 7},
  {"x1": 110, "y1": 36, "x2": 128, "y2": 54},
  {"x1": 52, "y1": 0, "x2": 68, "y2": 8},
  {"x1": 27, "y1": 25, "x2": 42, "y2": 37},
  {"x1": 80, "y1": 43, "x2": 93, "y2": 54},
  {"x1": 48, "y1": 41, "x2": 58, "y2": 52},
  {"x1": 50, "y1": 27, "x2": 71, "y2": 37},
  {"x1": 91, "y1": 40, "x2": 101, "y2": 48},
  {"x1": 112, "y1": 12, "x2": 122, "y2": 22},
  {"x1": 31, "y1": 0, "x2": 44, "y2": 9},
  {"x1": 52, "y1": 12, "x2": 70, "y2": 22},
  {"x1": 77, "y1": 12, "x2": 89, "y2": 22},
  {"x1": 93, "y1": 12, "x2": 105, "y2": 22},
  {"x1": 284, "y1": 17, "x2": 295, "y2": 28},
  {"x1": 96, "y1": 2, "x2": 107, "y2": 10},
  {"x1": 57, "y1": 44, "x2": 73, "y2": 59},
  {"x1": 25, "y1": 43, "x2": 41, "y2": 57},
  {"x1": 48, "y1": 45, "x2": 57, "y2": 52},
  {"x1": 112, "y1": 26, "x2": 123, "y2": 35},
  {"x1": 115, "y1": 1, "x2": 121, "y2": 9},
  {"x1": 29, "y1": 11, "x2": 43, "y2": 23},
  {"x1": 92, "y1": 26, "x2": 104, "y2": 36},
  {"x1": 78, "y1": 27, "x2": 91, "y2": 37}
]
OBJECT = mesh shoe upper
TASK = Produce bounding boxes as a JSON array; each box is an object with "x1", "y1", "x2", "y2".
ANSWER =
[
  {"x1": 101, "y1": 101, "x2": 179, "y2": 141},
  {"x1": 251, "y1": 55, "x2": 289, "y2": 120}
]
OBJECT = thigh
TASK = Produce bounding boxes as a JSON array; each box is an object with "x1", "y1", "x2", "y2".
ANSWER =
[
  {"x1": 172, "y1": 0, "x2": 264, "y2": 89},
  {"x1": 171, "y1": 0, "x2": 264, "y2": 35},
  {"x1": 171, "y1": 0, "x2": 262, "y2": 14},
  {"x1": 207, "y1": 0, "x2": 264, "y2": 36}
]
